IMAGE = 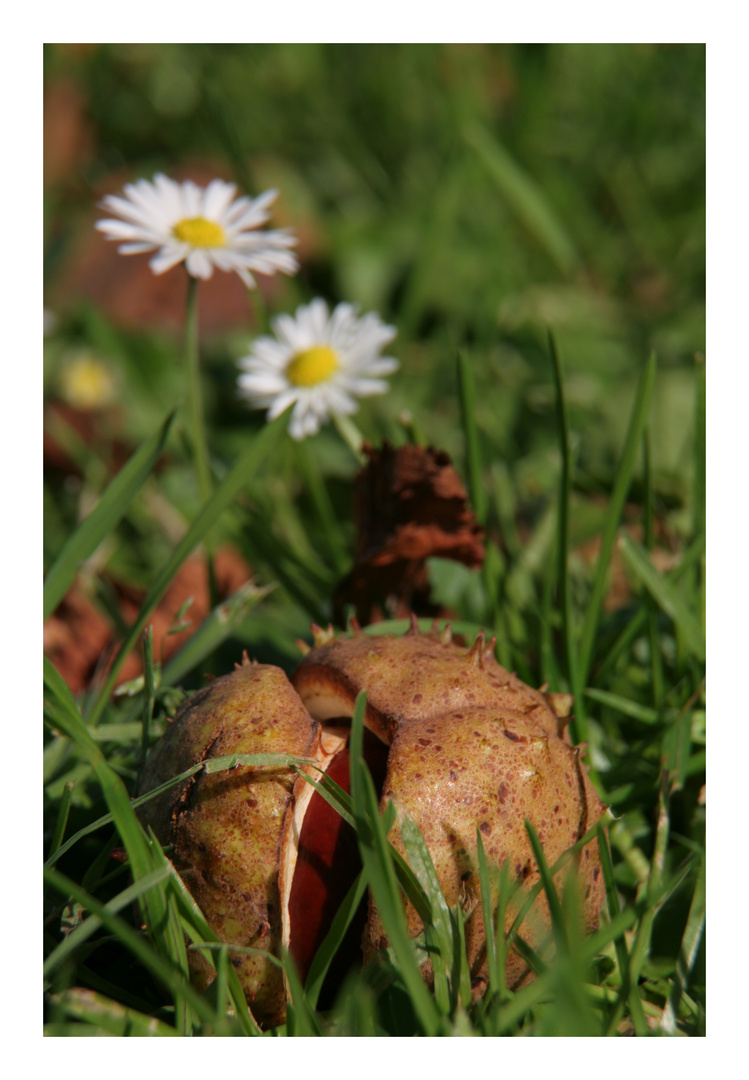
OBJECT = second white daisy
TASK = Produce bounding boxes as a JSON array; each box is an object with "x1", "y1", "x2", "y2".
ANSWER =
[
  {"x1": 95, "y1": 173, "x2": 298, "y2": 288},
  {"x1": 237, "y1": 299, "x2": 398, "y2": 440}
]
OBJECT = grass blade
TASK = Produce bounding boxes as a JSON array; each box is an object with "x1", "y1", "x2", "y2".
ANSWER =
[
  {"x1": 661, "y1": 854, "x2": 705, "y2": 1034},
  {"x1": 399, "y1": 812, "x2": 455, "y2": 1012},
  {"x1": 49, "y1": 988, "x2": 179, "y2": 1036},
  {"x1": 46, "y1": 751, "x2": 315, "y2": 869},
  {"x1": 524, "y1": 820, "x2": 567, "y2": 955},
  {"x1": 618, "y1": 531, "x2": 706, "y2": 661},
  {"x1": 284, "y1": 953, "x2": 323, "y2": 1036},
  {"x1": 464, "y1": 120, "x2": 580, "y2": 275},
  {"x1": 43, "y1": 864, "x2": 172, "y2": 978},
  {"x1": 304, "y1": 870, "x2": 368, "y2": 1012},
  {"x1": 456, "y1": 350, "x2": 488, "y2": 524},
  {"x1": 161, "y1": 847, "x2": 262, "y2": 1036},
  {"x1": 43, "y1": 410, "x2": 176, "y2": 620},
  {"x1": 48, "y1": 780, "x2": 75, "y2": 860},
  {"x1": 161, "y1": 580, "x2": 275, "y2": 687},
  {"x1": 549, "y1": 331, "x2": 580, "y2": 738},
  {"x1": 596, "y1": 824, "x2": 649, "y2": 1037},
  {"x1": 456, "y1": 351, "x2": 510, "y2": 666},
  {"x1": 577, "y1": 352, "x2": 657, "y2": 687},
  {"x1": 85, "y1": 413, "x2": 287, "y2": 726},
  {"x1": 44, "y1": 866, "x2": 217, "y2": 1027},
  {"x1": 349, "y1": 691, "x2": 442, "y2": 1036}
]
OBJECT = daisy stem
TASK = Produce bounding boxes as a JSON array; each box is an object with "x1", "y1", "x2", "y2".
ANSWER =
[
  {"x1": 184, "y1": 276, "x2": 218, "y2": 606},
  {"x1": 333, "y1": 414, "x2": 367, "y2": 465},
  {"x1": 184, "y1": 276, "x2": 213, "y2": 506},
  {"x1": 248, "y1": 283, "x2": 270, "y2": 336}
]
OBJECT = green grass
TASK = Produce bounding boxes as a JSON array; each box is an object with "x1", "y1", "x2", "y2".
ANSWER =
[{"x1": 43, "y1": 43, "x2": 705, "y2": 1037}]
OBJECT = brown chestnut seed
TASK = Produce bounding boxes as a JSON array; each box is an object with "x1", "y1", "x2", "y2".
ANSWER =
[{"x1": 138, "y1": 627, "x2": 607, "y2": 1026}]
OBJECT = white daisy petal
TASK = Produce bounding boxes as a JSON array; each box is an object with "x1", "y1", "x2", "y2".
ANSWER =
[
  {"x1": 236, "y1": 298, "x2": 398, "y2": 441},
  {"x1": 95, "y1": 174, "x2": 298, "y2": 287},
  {"x1": 202, "y1": 178, "x2": 237, "y2": 220},
  {"x1": 266, "y1": 388, "x2": 300, "y2": 421},
  {"x1": 185, "y1": 249, "x2": 215, "y2": 280},
  {"x1": 344, "y1": 377, "x2": 391, "y2": 397},
  {"x1": 237, "y1": 369, "x2": 289, "y2": 396},
  {"x1": 149, "y1": 244, "x2": 191, "y2": 275},
  {"x1": 224, "y1": 189, "x2": 278, "y2": 229},
  {"x1": 118, "y1": 242, "x2": 158, "y2": 254},
  {"x1": 95, "y1": 221, "x2": 149, "y2": 243}
]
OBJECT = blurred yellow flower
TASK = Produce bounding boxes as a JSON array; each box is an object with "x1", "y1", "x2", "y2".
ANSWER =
[{"x1": 58, "y1": 353, "x2": 117, "y2": 411}]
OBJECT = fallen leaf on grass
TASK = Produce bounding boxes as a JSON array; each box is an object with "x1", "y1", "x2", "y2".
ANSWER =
[
  {"x1": 44, "y1": 548, "x2": 252, "y2": 693},
  {"x1": 333, "y1": 441, "x2": 485, "y2": 624}
]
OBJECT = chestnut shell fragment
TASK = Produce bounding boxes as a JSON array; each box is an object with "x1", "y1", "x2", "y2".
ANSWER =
[{"x1": 138, "y1": 625, "x2": 607, "y2": 1026}]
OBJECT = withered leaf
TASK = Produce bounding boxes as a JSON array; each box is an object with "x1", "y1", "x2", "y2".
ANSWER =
[{"x1": 333, "y1": 442, "x2": 485, "y2": 625}]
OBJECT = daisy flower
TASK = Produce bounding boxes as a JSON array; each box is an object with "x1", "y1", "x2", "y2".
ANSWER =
[
  {"x1": 237, "y1": 299, "x2": 398, "y2": 440},
  {"x1": 95, "y1": 173, "x2": 298, "y2": 288}
]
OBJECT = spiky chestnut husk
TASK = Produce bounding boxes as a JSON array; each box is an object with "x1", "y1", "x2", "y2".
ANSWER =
[
  {"x1": 139, "y1": 624, "x2": 607, "y2": 1025},
  {"x1": 137, "y1": 656, "x2": 323, "y2": 1026},
  {"x1": 291, "y1": 619, "x2": 607, "y2": 995}
]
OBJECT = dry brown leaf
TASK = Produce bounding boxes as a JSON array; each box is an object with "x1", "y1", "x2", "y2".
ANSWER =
[
  {"x1": 44, "y1": 548, "x2": 252, "y2": 693},
  {"x1": 333, "y1": 442, "x2": 485, "y2": 625}
]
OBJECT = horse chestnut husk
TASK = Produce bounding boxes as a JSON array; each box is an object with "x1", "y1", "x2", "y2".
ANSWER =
[{"x1": 138, "y1": 621, "x2": 607, "y2": 1026}]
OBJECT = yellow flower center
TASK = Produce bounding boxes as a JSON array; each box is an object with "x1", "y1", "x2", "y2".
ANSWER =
[
  {"x1": 286, "y1": 346, "x2": 339, "y2": 387},
  {"x1": 59, "y1": 355, "x2": 116, "y2": 411},
  {"x1": 172, "y1": 217, "x2": 226, "y2": 248}
]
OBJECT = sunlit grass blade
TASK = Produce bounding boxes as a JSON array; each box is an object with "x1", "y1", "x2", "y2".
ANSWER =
[
  {"x1": 348, "y1": 691, "x2": 442, "y2": 1036},
  {"x1": 593, "y1": 531, "x2": 705, "y2": 684},
  {"x1": 399, "y1": 812, "x2": 455, "y2": 1012},
  {"x1": 618, "y1": 531, "x2": 706, "y2": 662},
  {"x1": 537, "y1": 880, "x2": 600, "y2": 1036},
  {"x1": 48, "y1": 988, "x2": 179, "y2": 1036},
  {"x1": 161, "y1": 580, "x2": 275, "y2": 687},
  {"x1": 46, "y1": 751, "x2": 316, "y2": 869},
  {"x1": 293, "y1": 764, "x2": 433, "y2": 926},
  {"x1": 85, "y1": 413, "x2": 287, "y2": 726},
  {"x1": 43, "y1": 410, "x2": 176, "y2": 620},
  {"x1": 577, "y1": 351, "x2": 657, "y2": 688}
]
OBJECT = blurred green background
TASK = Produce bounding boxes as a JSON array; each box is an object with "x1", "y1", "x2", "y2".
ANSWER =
[{"x1": 43, "y1": 42, "x2": 705, "y2": 654}]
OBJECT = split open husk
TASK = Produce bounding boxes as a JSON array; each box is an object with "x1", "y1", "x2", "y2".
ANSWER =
[{"x1": 138, "y1": 623, "x2": 607, "y2": 1025}]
